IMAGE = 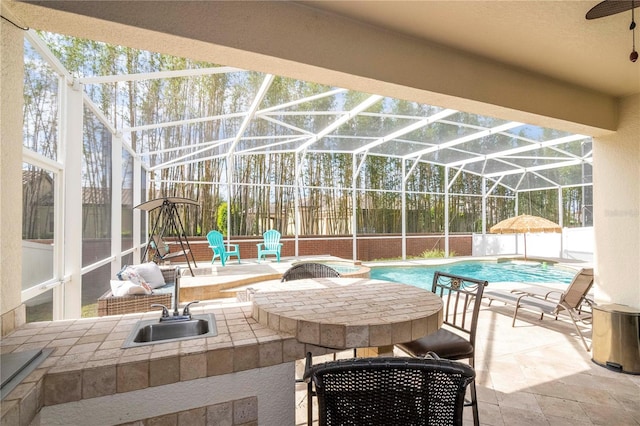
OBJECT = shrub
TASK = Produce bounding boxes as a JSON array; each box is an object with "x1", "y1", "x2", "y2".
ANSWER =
[{"x1": 420, "y1": 248, "x2": 456, "y2": 258}]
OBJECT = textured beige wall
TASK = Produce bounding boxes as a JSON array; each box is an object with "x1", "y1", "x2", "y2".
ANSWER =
[
  {"x1": 593, "y1": 94, "x2": 640, "y2": 307},
  {"x1": 0, "y1": 17, "x2": 24, "y2": 316}
]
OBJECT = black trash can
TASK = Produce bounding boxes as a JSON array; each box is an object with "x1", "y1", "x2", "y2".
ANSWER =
[{"x1": 592, "y1": 303, "x2": 640, "y2": 374}]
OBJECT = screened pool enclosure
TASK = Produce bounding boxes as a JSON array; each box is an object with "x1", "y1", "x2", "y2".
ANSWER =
[{"x1": 21, "y1": 30, "x2": 593, "y2": 320}]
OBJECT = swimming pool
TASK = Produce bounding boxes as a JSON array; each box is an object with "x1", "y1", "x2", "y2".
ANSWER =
[
  {"x1": 370, "y1": 261, "x2": 576, "y2": 291},
  {"x1": 293, "y1": 261, "x2": 371, "y2": 278},
  {"x1": 323, "y1": 263, "x2": 360, "y2": 274}
]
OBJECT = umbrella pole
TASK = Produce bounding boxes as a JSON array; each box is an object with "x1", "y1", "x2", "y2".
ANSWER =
[{"x1": 524, "y1": 233, "x2": 527, "y2": 260}]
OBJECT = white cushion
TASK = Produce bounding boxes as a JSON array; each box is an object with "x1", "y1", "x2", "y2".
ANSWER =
[
  {"x1": 110, "y1": 280, "x2": 152, "y2": 297},
  {"x1": 117, "y1": 266, "x2": 149, "y2": 287},
  {"x1": 131, "y1": 262, "x2": 166, "y2": 289}
]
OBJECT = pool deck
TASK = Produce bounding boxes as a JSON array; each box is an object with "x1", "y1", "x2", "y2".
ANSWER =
[
  {"x1": 177, "y1": 255, "x2": 370, "y2": 301},
  {"x1": 169, "y1": 256, "x2": 640, "y2": 425},
  {"x1": 295, "y1": 299, "x2": 640, "y2": 426},
  {"x1": 173, "y1": 254, "x2": 591, "y2": 301}
]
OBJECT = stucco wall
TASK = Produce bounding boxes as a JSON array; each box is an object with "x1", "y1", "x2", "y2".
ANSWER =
[
  {"x1": 0, "y1": 18, "x2": 25, "y2": 320},
  {"x1": 593, "y1": 94, "x2": 640, "y2": 307}
]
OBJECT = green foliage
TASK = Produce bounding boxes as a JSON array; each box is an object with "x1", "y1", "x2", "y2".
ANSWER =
[
  {"x1": 216, "y1": 202, "x2": 244, "y2": 236},
  {"x1": 217, "y1": 202, "x2": 228, "y2": 236},
  {"x1": 420, "y1": 248, "x2": 457, "y2": 258}
]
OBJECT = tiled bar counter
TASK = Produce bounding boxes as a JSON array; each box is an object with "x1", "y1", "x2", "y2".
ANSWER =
[
  {"x1": 251, "y1": 277, "x2": 443, "y2": 353},
  {"x1": 0, "y1": 302, "x2": 317, "y2": 425},
  {"x1": 1, "y1": 278, "x2": 443, "y2": 425}
]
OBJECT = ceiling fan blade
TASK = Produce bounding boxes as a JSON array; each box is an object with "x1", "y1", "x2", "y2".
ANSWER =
[{"x1": 586, "y1": 0, "x2": 639, "y2": 20}]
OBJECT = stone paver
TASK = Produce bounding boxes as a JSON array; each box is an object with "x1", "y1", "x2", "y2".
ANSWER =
[{"x1": 295, "y1": 302, "x2": 640, "y2": 425}]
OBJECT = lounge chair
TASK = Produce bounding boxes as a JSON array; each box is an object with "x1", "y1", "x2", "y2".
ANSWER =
[
  {"x1": 206, "y1": 230, "x2": 240, "y2": 266},
  {"x1": 256, "y1": 229, "x2": 282, "y2": 262},
  {"x1": 483, "y1": 267, "x2": 594, "y2": 351}
]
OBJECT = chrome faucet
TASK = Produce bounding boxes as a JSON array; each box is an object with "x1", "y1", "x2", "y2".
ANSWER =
[
  {"x1": 151, "y1": 303, "x2": 170, "y2": 319},
  {"x1": 182, "y1": 301, "x2": 199, "y2": 318},
  {"x1": 151, "y1": 300, "x2": 199, "y2": 322},
  {"x1": 172, "y1": 265, "x2": 182, "y2": 317},
  {"x1": 151, "y1": 266, "x2": 200, "y2": 321}
]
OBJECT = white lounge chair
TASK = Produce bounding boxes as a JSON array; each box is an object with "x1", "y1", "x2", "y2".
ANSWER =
[{"x1": 483, "y1": 267, "x2": 594, "y2": 351}]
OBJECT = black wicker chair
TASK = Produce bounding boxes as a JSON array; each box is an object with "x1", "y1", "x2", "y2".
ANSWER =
[
  {"x1": 396, "y1": 271, "x2": 488, "y2": 426},
  {"x1": 303, "y1": 352, "x2": 475, "y2": 426},
  {"x1": 281, "y1": 262, "x2": 340, "y2": 282}
]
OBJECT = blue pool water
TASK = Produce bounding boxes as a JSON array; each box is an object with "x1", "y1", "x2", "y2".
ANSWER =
[
  {"x1": 319, "y1": 263, "x2": 360, "y2": 274},
  {"x1": 333, "y1": 266, "x2": 360, "y2": 274},
  {"x1": 370, "y1": 261, "x2": 575, "y2": 291}
]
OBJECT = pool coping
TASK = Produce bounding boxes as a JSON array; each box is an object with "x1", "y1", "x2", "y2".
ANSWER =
[
  {"x1": 173, "y1": 255, "x2": 590, "y2": 303},
  {"x1": 178, "y1": 258, "x2": 371, "y2": 302},
  {"x1": 362, "y1": 255, "x2": 591, "y2": 272}
]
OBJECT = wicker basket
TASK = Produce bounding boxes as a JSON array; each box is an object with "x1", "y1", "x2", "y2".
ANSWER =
[{"x1": 97, "y1": 266, "x2": 178, "y2": 316}]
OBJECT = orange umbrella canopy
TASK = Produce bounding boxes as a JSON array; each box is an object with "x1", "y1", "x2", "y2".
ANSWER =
[{"x1": 490, "y1": 214, "x2": 561, "y2": 234}]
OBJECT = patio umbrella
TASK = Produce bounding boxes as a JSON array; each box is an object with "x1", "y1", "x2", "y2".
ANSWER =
[{"x1": 489, "y1": 214, "x2": 561, "y2": 260}]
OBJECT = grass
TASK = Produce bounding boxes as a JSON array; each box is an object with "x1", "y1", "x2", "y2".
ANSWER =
[
  {"x1": 26, "y1": 303, "x2": 53, "y2": 323},
  {"x1": 373, "y1": 249, "x2": 457, "y2": 262},
  {"x1": 26, "y1": 302, "x2": 98, "y2": 322},
  {"x1": 82, "y1": 303, "x2": 98, "y2": 318}
]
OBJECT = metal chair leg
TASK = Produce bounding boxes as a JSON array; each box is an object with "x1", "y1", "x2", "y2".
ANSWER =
[
  {"x1": 307, "y1": 379, "x2": 314, "y2": 426},
  {"x1": 468, "y1": 378, "x2": 479, "y2": 426},
  {"x1": 304, "y1": 352, "x2": 315, "y2": 426},
  {"x1": 466, "y1": 358, "x2": 479, "y2": 426}
]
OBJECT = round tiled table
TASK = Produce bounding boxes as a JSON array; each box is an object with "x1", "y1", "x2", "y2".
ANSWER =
[{"x1": 251, "y1": 277, "x2": 443, "y2": 350}]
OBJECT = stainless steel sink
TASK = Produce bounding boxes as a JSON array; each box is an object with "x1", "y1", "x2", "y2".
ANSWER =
[{"x1": 122, "y1": 314, "x2": 217, "y2": 348}]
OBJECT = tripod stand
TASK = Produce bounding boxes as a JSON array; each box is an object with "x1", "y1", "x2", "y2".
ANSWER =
[{"x1": 137, "y1": 197, "x2": 198, "y2": 276}]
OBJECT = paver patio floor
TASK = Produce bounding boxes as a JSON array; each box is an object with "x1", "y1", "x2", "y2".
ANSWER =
[
  {"x1": 295, "y1": 301, "x2": 640, "y2": 425},
  {"x1": 175, "y1": 257, "x2": 640, "y2": 425}
]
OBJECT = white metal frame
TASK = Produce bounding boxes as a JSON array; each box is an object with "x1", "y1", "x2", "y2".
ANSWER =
[{"x1": 21, "y1": 31, "x2": 593, "y2": 319}]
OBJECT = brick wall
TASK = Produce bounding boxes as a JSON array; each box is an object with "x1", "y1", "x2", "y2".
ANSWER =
[{"x1": 170, "y1": 234, "x2": 472, "y2": 262}]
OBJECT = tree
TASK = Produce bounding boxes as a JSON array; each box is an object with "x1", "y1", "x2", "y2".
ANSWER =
[{"x1": 217, "y1": 202, "x2": 228, "y2": 236}]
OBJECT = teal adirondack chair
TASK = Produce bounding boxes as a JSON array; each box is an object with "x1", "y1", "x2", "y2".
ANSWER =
[
  {"x1": 257, "y1": 229, "x2": 283, "y2": 262},
  {"x1": 207, "y1": 230, "x2": 240, "y2": 266}
]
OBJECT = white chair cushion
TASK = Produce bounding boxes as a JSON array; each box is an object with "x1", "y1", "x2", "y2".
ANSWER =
[
  {"x1": 130, "y1": 262, "x2": 166, "y2": 289},
  {"x1": 110, "y1": 279, "x2": 152, "y2": 297}
]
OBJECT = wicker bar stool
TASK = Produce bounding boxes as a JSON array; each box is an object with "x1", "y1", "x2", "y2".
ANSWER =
[
  {"x1": 397, "y1": 271, "x2": 488, "y2": 426},
  {"x1": 281, "y1": 262, "x2": 341, "y2": 282},
  {"x1": 303, "y1": 353, "x2": 475, "y2": 426}
]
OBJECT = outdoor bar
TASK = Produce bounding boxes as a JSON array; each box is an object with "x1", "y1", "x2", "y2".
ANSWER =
[{"x1": 2, "y1": 1, "x2": 640, "y2": 425}]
